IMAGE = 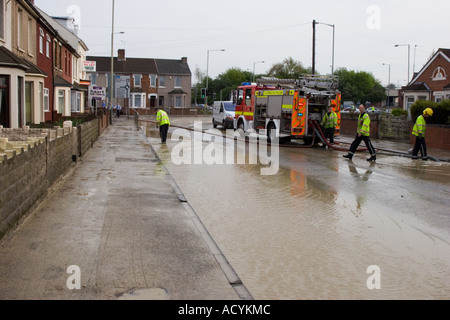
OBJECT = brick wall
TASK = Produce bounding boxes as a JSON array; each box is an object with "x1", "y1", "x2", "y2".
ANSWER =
[
  {"x1": 0, "y1": 127, "x2": 73, "y2": 240},
  {"x1": 340, "y1": 113, "x2": 450, "y2": 149},
  {"x1": 0, "y1": 114, "x2": 109, "y2": 240}
]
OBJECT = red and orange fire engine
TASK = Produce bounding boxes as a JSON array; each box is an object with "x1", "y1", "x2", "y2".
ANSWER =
[{"x1": 233, "y1": 75, "x2": 341, "y2": 144}]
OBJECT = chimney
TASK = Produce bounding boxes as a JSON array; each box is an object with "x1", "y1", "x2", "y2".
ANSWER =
[
  {"x1": 181, "y1": 57, "x2": 187, "y2": 64},
  {"x1": 118, "y1": 49, "x2": 126, "y2": 62}
]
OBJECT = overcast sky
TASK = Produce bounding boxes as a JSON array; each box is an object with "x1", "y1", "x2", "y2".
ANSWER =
[{"x1": 36, "y1": 0, "x2": 449, "y2": 87}]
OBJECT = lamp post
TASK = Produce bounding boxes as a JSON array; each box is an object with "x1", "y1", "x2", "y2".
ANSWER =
[
  {"x1": 110, "y1": 0, "x2": 115, "y2": 119},
  {"x1": 205, "y1": 49, "x2": 225, "y2": 107},
  {"x1": 395, "y1": 44, "x2": 411, "y2": 83},
  {"x1": 253, "y1": 61, "x2": 265, "y2": 82},
  {"x1": 314, "y1": 21, "x2": 335, "y2": 74},
  {"x1": 382, "y1": 63, "x2": 391, "y2": 86},
  {"x1": 413, "y1": 44, "x2": 422, "y2": 74}
]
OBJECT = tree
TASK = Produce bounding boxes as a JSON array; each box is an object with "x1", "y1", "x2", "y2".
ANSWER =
[
  {"x1": 267, "y1": 57, "x2": 312, "y2": 79},
  {"x1": 334, "y1": 68, "x2": 386, "y2": 104}
]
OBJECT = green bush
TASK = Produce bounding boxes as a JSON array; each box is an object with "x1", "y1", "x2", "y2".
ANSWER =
[
  {"x1": 410, "y1": 100, "x2": 450, "y2": 125},
  {"x1": 391, "y1": 108, "x2": 408, "y2": 117}
]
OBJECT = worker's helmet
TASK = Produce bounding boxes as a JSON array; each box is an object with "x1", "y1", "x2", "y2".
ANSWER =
[{"x1": 423, "y1": 108, "x2": 434, "y2": 116}]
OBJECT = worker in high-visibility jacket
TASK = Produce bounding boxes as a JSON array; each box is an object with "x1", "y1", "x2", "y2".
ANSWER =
[
  {"x1": 412, "y1": 108, "x2": 433, "y2": 160},
  {"x1": 343, "y1": 104, "x2": 377, "y2": 161},
  {"x1": 321, "y1": 105, "x2": 338, "y2": 145},
  {"x1": 155, "y1": 107, "x2": 171, "y2": 144}
]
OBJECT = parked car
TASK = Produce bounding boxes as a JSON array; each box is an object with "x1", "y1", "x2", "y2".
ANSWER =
[
  {"x1": 366, "y1": 107, "x2": 382, "y2": 113},
  {"x1": 341, "y1": 107, "x2": 360, "y2": 113}
]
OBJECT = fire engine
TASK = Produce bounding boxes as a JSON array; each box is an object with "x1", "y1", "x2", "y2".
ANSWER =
[{"x1": 233, "y1": 75, "x2": 342, "y2": 144}]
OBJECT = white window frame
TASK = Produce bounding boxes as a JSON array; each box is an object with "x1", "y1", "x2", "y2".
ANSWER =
[
  {"x1": 150, "y1": 74, "x2": 157, "y2": 88},
  {"x1": 58, "y1": 90, "x2": 65, "y2": 114},
  {"x1": 71, "y1": 91, "x2": 81, "y2": 113},
  {"x1": 44, "y1": 88, "x2": 49, "y2": 112},
  {"x1": 39, "y1": 28, "x2": 44, "y2": 54},
  {"x1": 131, "y1": 93, "x2": 146, "y2": 108},
  {"x1": 0, "y1": 0, "x2": 5, "y2": 41},
  {"x1": 134, "y1": 74, "x2": 142, "y2": 88},
  {"x1": 46, "y1": 34, "x2": 51, "y2": 58}
]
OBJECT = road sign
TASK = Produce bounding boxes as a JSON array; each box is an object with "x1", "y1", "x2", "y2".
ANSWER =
[
  {"x1": 88, "y1": 85, "x2": 106, "y2": 100},
  {"x1": 115, "y1": 75, "x2": 131, "y2": 98}
]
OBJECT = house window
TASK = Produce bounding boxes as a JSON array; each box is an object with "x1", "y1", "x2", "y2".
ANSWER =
[
  {"x1": 134, "y1": 74, "x2": 142, "y2": 88},
  {"x1": 39, "y1": 28, "x2": 44, "y2": 54},
  {"x1": 159, "y1": 76, "x2": 165, "y2": 87},
  {"x1": 175, "y1": 77, "x2": 181, "y2": 88},
  {"x1": 44, "y1": 88, "x2": 49, "y2": 112},
  {"x1": 58, "y1": 90, "x2": 65, "y2": 114},
  {"x1": 27, "y1": 18, "x2": 34, "y2": 56},
  {"x1": 0, "y1": 0, "x2": 4, "y2": 40},
  {"x1": 405, "y1": 96, "x2": 415, "y2": 113},
  {"x1": 90, "y1": 73, "x2": 97, "y2": 85},
  {"x1": 175, "y1": 96, "x2": 182, "y2": 108},
  {"x1": 159, "y1": 96, "x2": 164, "y2": 107},
  {"x1": 150, "y1": 75, "x2": 156, "y2": 87},
  {"x1": 131, "y1": 93, "x2": 145, "y2": 108},
  {"x1": 17, "y1": 8, "x2": 23, "y2": 50},
  {"x1": 46, "y1": 34, "x2": 51, "y2": 58},
  {"x1": 71, "y1": 91, "x2": 81, "y2": 112}
]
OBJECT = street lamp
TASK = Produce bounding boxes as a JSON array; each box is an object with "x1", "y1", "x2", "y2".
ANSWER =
[
  {"x1": 315, "y1": 21, "x2": 335, "y2": 74},
  {"x1": 413, "y1": 44, "x2": 422, "y2": 74},
  {"x1": 382, "y1": 63, "x2": 391, "y2": 86},
  {"x1": 395, "y1": 44, "x2": 411, "y2": 83},
  {"x1": 206, "y1": 49, "x2": 225, "y2": 106},
  {"x1": 253, "y1": 61, "x2": 265, "y2": 82}
]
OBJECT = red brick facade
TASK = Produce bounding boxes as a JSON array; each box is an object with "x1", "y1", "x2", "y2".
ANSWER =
[
  {"x1": 36, "y1": 21, "x2": 54, "y2": 122},
  {"x1": 400, "y1": 49, "x2": 450, "y2": 110}
]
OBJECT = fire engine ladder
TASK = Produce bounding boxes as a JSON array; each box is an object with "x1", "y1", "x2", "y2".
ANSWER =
[
  {"x1": 257, "y1": 77, "x2": 299, "y2": 88},
  {"x1": 299, "y1": 74, "x2": 339, "y2": 90}
]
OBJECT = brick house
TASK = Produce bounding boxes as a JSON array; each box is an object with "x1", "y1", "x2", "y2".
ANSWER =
[
  {"x1": 399, "y1": 48, "x2": 450, "y2": 113},
  {"x1": 0, "y1": 0, "x2": 49, "y2": 128},
  {"x1": 86, "y1": 49, "x2": 192, "y2": 114},
  {"x1": 35, "y1": 6, "x2": 89, "y2": 118}
]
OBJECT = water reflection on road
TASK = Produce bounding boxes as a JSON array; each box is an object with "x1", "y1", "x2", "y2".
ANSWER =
[{"x1": 144, "y1": 120, "x2": 450, "y2": 300}]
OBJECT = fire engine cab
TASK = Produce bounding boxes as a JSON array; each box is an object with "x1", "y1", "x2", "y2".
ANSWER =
[{"x1": 233, "y1": 75, "x2": 341, "y2": 144}]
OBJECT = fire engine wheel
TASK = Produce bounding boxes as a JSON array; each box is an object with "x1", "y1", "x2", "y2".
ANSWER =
[{"x1": 237, "y1": 121, "x2": 245, "y2": 132}]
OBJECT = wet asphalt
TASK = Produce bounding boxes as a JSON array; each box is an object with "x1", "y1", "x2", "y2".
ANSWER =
[{"x1": 0, "y1": 116, "x2": 251, "y2": 300}]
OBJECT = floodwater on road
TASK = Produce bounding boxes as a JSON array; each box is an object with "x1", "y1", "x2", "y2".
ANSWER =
[{"x1": 143, "y1": 118, "x2": 450, "y2": 300}]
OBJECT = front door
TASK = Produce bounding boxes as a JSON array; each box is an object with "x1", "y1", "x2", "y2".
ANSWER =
[{"x1": 0, "y1": 76, "x2": 10, "y2": 128}]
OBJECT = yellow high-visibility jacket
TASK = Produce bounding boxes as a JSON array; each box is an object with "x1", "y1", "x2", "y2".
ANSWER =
[
  {"x1": 156, "y1": 110, "x2": 170, "y2": 126},
  {"x1": 357, "y1": 113, "x2": 370, "y2": 136},
  {"x1": 321, "y1": 112, "x2": 338, "y2": 129},
  {"x1": 412, "y1": 115, "x2": 426, "y2": 137}
]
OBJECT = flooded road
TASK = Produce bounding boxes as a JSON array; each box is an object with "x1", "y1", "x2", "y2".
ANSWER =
[{"x1": 143, "y1": 117, "x2": 450, "y2": 300}]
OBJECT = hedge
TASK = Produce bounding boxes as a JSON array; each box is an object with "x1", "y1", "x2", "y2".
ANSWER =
[{"x1": 410, "y1": 100, "x2": 450, "y2": 125}]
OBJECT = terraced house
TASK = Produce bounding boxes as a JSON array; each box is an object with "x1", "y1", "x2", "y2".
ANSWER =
[
  {"x1": 87, "y1": 49, "x2": 192, "y2": 115},
  {"x1": 0, "y1": 0, "x2": 89, "y2": 129}
]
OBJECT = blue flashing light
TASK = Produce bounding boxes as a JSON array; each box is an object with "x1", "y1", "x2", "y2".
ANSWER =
[{"x1": 241, "y1": 82, "x2": 252, "y2": 86}]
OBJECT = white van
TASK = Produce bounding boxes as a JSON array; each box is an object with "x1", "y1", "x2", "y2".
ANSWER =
[{"x1": 212, "y1": 101, "x2": 236, "y2": 129}]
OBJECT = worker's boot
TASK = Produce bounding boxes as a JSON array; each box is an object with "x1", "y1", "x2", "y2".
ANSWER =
[
  {"x1": 343, "y1": 154, "x2": 352, "y2": 160},
  {"x1": 367, "y1": 156, "x2": 377, "y2": 162}
]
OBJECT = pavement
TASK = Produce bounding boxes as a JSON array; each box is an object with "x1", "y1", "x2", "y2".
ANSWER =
[{"x1": 0, "y1": 116, "x2": 252, "y2": 300}]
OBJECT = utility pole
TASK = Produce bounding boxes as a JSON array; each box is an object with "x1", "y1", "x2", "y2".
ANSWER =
[{"x1": 312, "y1": 20, "x2": 316, "y2": 75}]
